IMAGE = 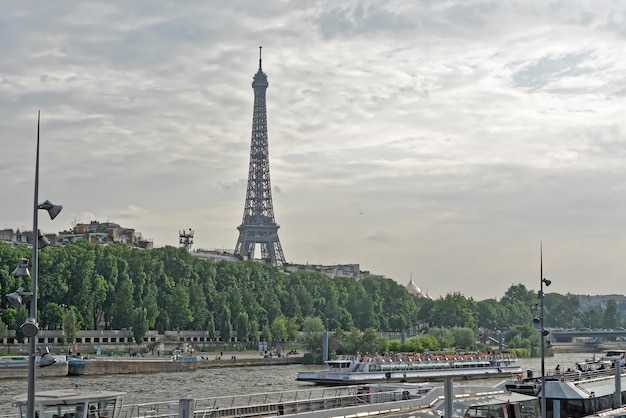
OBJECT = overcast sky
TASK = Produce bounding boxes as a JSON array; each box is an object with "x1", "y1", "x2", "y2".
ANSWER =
[{"x1": 2, "y1": 1, "x2": 626, "y2": 300}]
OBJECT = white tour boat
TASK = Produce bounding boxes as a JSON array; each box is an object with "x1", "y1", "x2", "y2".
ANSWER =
[{"x1": 297, "y1": 352, "x2": 522, "y2": 385}]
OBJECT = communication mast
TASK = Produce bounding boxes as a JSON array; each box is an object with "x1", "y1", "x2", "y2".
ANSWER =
[{"x1": 179, "y1": 228, "x2": 194, "y2": 251}]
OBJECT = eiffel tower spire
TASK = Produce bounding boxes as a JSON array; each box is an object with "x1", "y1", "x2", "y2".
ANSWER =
[{"x1": 234, "y1": 47, "x2": 286, "y2": 266}]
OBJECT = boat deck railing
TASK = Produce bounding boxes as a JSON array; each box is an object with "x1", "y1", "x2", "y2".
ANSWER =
[
  {"x1": 542, "y1": 367, "x2": 622, "y2": 383},
  {"x1": 117, "y1": 386, "x2": 416, "y2": 418}
]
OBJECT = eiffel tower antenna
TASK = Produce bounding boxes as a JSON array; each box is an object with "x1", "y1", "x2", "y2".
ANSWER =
[{"x1": 234, "y1": 47, "x2": 286, "y2": 266}]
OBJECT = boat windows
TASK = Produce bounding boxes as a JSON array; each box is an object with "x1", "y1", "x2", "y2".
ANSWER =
[
  {"x1": 463, "y1": 404, "x2": 508, "y2": 418},
  {"x1": 518, "y1": 399, "x2": 541, "y2": 418},
  {"x1": 37, "y1": 399, "x2": 117, "y2": 418},
  {"x1": 328, "y1": 361, "x2": 352, "y2": 370}
]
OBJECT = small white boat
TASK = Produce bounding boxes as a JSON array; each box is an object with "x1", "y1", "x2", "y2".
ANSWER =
[
  {"x1": 297, "y1": 352, "x2": 522, "y2": 385},
  {"x1": 0, "y1": 355, "x2": 68, "y2": 379},
  {"x1": 601, "y1": 350, "x2": 626, "y2": 362}
]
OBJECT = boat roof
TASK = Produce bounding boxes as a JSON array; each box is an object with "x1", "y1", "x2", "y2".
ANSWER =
[
  {"x1": 13, "y1": 389, "x2": 126, "y2": 404},
  {"x1": 450, "y1": 391, "x2": 539, "y2": 408},
  {"x1": 578, "y1": 377, "x2": 625, "y2": 398},
  {"x1": 543, "y1": 374, "x2": 626, "y2": 400},
  {"x1": 543, "y1": 381, "x2": 588, "y2": 399}
]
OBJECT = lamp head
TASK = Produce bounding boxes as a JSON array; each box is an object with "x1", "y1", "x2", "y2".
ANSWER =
[
  {"x1": 542, "y1": 329, "x2": 550, "y2": 337},
  {"x1": 38, "y1": 346, "x2": 56, "y2": 367},
  {"x1": 533, "y1": 316, "x2": 541, "y2": 324},
  {"x1": 12, "y1": 258, "x2": 30, "y2": 277},
  {"x1": 5, "y1": 287, "x2": 33, "y2": 309},
  {"x1": 6, "y1": 287, "x2": 25, "y2": 309},
  {"x1": 38, "y1": 200, "x2": 63, "y2": 220},
  {"x1": 20, "y1": 317, "x2": 39, "y2": 338},
  {"x1": 37, "y1": 230, "x2": 50, "y2": 249},
  {"x1": 542, "y1": 278, "x2": 551, "y2": 287}
]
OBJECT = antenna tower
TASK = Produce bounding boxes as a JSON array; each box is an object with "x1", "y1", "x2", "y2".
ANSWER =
[
  {"x1": 179, "y1": 228, "x2": 194, "y2": 251},
  {"x1": 234, "y1": 47, "x2": 286, "y2": 266}
]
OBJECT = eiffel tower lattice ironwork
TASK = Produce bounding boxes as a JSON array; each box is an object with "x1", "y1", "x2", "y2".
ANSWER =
[{"x1": 234, "y1": 47, "x2": 286, "y2": 266}]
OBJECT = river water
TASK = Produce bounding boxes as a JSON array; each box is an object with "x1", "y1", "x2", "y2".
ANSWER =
[{"x1": 0, "y1": 352, "x2": 599, "y2": 417}]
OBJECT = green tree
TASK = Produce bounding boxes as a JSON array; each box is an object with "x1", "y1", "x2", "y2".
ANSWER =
[
  {"x1": 235, "y1": 312, "x2": 250, "y2": 342},
  {"x1": 63, "y1": 308, "x2": 78, "y2": 351},
  {"x1": 301, "y1": 316, "x2": 324, "y2": 353},
  {"x1": 451, "y1": 327, "x2": 475, "y2": 350},
  {"x1": 430, "y1": 293, "x2": 477, "y2": 329},
  {"x1": 261, "y1": 324, "x2": 272, "y2": 343},
  {"x1": 271, "y1": 316, "x2": 288, "y2": 342},
  {"x1": 285, "y1": 317, "x2": 300, "y2": 341},
  {"x1": 131, "y1": 307, "x2": 149, "y2": 345},
  {"x1": 360, "y1": 327, "x2": 387, "y2": 354}
]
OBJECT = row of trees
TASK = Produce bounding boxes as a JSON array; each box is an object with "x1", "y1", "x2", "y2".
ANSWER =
[{"x1": 0, "y1": 241, "x2": 624, "y2": 350}]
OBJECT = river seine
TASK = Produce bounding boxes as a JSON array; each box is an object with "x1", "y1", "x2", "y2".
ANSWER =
[{"x1": 0, "y1": 352, "x2": 600, "y2": 417}]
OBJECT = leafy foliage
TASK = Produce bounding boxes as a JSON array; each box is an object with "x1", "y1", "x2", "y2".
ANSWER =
[{"x1": 0, "y1": 241, "x2": 622, "y2": 359}]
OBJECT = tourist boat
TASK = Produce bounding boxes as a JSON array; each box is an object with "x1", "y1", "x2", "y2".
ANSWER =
[
  {"x1": 499, "y1": 359, "x2": 626, "y2": 418},
  {"x1": 12, "y1": 383, "x2": 539, "y2": 418},
  {"x1": 0, "y1": 355, "x2": 68, "y2": 379},
  {"x1": 601, "y1": 350, "x2": 626, "y2": 362},
  {"x1": 296, "y1": 352, "x2": 522, "y2": 385}
]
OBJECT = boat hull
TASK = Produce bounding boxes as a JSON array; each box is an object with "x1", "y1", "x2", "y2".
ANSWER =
[
  {"x1": 0, "y1": 356, "x2": 68, "y2": 379},
  {"x1": 297, "y1": 366, "x2": 522, "y2": 385}
]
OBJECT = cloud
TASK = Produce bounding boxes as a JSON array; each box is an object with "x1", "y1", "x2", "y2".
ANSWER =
[{"x1": 2, "y1": 0, "x2": 626, "y2": 299}]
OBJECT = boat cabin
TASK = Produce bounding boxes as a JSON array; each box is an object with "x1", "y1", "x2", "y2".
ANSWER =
[
  {"x1": 436, "y1": 391, "x2": 541, "y2": 418},
  {"x1": 602, "y1": 351, "x2": 626, "y2": 361},
  {"x1": 12, "y1": 390, "x2": 125, "y2": 418},
  {"x1": 326, "y1": 359, "x2": 356, "y2": 371}
]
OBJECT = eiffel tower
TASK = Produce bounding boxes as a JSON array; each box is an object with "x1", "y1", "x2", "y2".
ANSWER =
[{"x1": 234, "y1": 47, "x2": 286, "y2": 266}]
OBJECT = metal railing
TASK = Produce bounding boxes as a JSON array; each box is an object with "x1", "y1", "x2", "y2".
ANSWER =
[{"x1": 116, "y1": 386, "x2": 415, "y2": 418}]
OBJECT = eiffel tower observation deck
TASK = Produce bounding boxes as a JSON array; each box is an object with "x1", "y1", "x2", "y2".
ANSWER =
[{"x1": 234, "y1": 47, "x2": 286, "y2": 266}]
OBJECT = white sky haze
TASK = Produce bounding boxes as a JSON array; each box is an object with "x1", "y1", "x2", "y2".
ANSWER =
[{"x1": 2, "y1": 1, "x2": 626, "y2": 300}]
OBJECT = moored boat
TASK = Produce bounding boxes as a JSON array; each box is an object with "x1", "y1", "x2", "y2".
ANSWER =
[
  {"x1": 12, "y1": 389, "x2": 125, "y2": 418},
  {"x1": 499, "y1": 358, "x2": 626, "y2": 418},
  {"x1": 297, "y1": 352, "x2": 522, "y2": 385},
  {"x1": 0, "y1": 355, "x2": 68, "y2": 379}
]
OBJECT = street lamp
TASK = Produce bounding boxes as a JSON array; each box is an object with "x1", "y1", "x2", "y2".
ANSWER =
[
  {"x1": 5, "y1": 112, "x2": 63, "y2": 418},
  {"x1": 533, "y1": 242, "x2": 551, "y2": 418}
]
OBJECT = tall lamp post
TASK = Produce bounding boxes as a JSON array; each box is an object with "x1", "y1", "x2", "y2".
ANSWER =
[
  {"x1": 6, "y1": 112, "x2": 62, "y2": 418},
  {"x1": 533, "y1": 242, "x2": 551, "y2": 418}
]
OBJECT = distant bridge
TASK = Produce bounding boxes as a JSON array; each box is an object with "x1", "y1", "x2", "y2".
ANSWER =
[{"x1": 550, "y1": 329, "x2": 626, "y2": 342}]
